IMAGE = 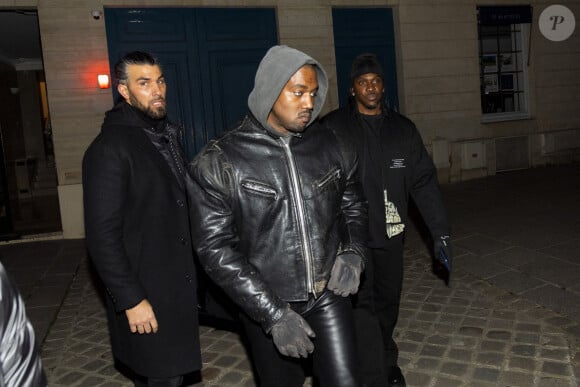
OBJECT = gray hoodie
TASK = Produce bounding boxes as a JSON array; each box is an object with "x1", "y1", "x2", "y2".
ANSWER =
[{"x1": 247, "y1": 45, "x2": 328, "y2": 132}]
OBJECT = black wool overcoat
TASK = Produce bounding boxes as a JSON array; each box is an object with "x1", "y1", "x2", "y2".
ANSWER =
[{"x1": 82, "y1": 102, "x2": 200, "y2": 378}]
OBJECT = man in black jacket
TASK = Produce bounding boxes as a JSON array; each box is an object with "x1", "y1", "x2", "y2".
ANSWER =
[
  {"x1": 322, "y1": 53, "x2": 452, "y2": 387},
  {"x1": 188, "y1": 45, "x2": 368, "y2": 387},
  {"x1": 83, "y1": 51, "x2": 200, "y2": 386}
]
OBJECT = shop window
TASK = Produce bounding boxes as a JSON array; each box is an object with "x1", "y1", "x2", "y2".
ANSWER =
[{"x1": 477, "y1": 6, "x2": 531, "y2": 121}]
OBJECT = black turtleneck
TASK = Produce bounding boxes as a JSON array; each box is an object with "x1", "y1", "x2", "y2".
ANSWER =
[
  {"x1": 126, "y1": 103, "x2": 187, "y2": 185},
  {"x1": 128, "y1": 103, "x2": 166, "y2": 132}
]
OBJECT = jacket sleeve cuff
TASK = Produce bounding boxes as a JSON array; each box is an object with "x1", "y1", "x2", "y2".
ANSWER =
[
  {"x1": 108, "y1": 286, "x2": 147, "y2": 312},
  {"x1": 337, "y1": 246, "x2": 368, "y2": 271},
  {"x1": 262, "y1": 304, "x2": 288, "y2": 334}
]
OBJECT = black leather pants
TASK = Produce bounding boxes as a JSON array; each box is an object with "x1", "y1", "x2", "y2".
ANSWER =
[{"x1": 240, "y1": 290, "x2": 360, "y2": 387}]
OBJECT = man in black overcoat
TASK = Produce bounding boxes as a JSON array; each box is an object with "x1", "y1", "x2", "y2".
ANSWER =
[{"x1": 83, "y1": 51, "x2": 200, "y2": 386}]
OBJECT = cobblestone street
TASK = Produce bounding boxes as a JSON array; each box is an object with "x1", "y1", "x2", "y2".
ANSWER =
[{"x1": 1, "y1": 164, "x2": 578, "y2": 386}]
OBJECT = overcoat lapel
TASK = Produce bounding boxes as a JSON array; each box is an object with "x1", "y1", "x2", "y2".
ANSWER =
[{"x1": 129, "y1": 126, "x2": 185, "y2": 190}]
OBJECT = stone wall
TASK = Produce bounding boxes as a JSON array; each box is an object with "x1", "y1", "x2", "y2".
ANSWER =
[{"x1": 1, "y1": 0, "x2": 578, "y2": 237}]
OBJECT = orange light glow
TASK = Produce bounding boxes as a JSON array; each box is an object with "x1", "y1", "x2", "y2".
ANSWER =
[{"x1": 97, "y1": 74, "x2": 110, "y2": 89}]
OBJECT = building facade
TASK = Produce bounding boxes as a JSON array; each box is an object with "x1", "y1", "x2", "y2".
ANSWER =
[{"x1": 1, "y1": 0, "x2": 578, "y2": 238}]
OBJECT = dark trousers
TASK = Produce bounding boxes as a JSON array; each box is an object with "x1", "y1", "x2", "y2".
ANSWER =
[
  {"x1": 352, "y1": 250, "x2": 386, "y2": 387},
  {"x1": 240, "y1": 290, "x2": 360, "y2": 387},
  {"x1": 353, "y1": 240, "x2": 404, "y2": 386},
  {"x1": 372, "y1": 241, "x2": 404, "y2": 366}
]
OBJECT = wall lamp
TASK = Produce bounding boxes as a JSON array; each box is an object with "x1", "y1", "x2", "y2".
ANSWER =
[{"x1": 97, "y1": 74, "x2": 110, "y2": 89}]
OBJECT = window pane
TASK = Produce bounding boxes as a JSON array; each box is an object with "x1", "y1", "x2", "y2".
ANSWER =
[
  {"x1": 481, "y1": 38, "x2": 498, "y2": 53},
  {"x1": 499, "y1": 36, "x2": 512, "y2": 52},
  {"x1": 478, "y1": 16, "x2": 528, "y2": 118}
]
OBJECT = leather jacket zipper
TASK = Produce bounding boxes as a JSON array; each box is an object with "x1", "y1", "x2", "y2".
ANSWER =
[{"x1": 279, "y1": 137, "x2": 317, "y2": 298}]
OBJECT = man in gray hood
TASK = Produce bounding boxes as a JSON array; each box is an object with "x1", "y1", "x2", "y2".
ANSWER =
[{"x1": 188, "y1": 45, "x2": 368, "y2": 386}]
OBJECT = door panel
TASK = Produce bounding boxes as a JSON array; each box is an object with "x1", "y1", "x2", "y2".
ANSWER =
[
  {"x1": 111, "y1": 8, "x2": 189, "y2": 42},
  {"x1": 332, "y1": 8, "x2": 399, "y2": 110},
  {"x1": 105, "y1": 8, "x2": 198, "y2": 157},
  {"x1": 104, "y1": 8, "x2": 277, "y2": 159},
  {"x1": 193, "y1": 8, "x2": 277, "y2": 143},
  {"x1": 204, "y1": 51, "x2": 263, "y2": 141}
]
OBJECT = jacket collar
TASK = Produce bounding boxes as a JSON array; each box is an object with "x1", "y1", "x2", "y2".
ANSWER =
[{"x1": 246, "y1": 112, "x2": 304, "y2": 140}]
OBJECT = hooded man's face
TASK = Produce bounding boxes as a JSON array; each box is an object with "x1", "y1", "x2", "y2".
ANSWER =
[
  {"x1": 351, "y1": 72, "x2": 384, "y2": 115},
  {"x1": 268, "y1": 65, "x2": 318, "y2": 136},
  {"x1": 118, "y1": 64, "x2": 167, "y2": 120}
]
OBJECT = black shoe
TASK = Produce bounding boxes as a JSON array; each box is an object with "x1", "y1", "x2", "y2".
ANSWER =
[{"x1": 387, "y1": 366, "x2": 406, "y2": 386}]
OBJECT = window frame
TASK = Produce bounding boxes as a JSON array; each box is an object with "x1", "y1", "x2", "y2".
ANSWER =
[{"x1": 478, "y1": 11, "x2": 531, "y2": 123}]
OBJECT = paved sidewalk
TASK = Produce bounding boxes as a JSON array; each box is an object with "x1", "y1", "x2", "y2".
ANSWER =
[{"x1": 1, "y1": 163, "x2": 579, "y2": 386}]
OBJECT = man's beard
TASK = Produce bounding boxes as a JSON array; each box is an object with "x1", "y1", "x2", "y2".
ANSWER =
[{"x1": 129, "y1": 93, "x2": 166, "y2": 120}]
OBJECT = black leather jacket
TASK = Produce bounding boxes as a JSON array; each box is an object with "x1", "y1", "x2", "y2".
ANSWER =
[{"x1": 188, "y1": 114, "x2": 368, "y2": 331}]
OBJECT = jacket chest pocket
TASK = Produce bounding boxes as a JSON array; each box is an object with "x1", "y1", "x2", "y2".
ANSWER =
[
  {"x1": 304, "y1": 167, "x2": 342, "y2": 199},
  {"x1": 241, "y1": 179, "x2": 278, "y2": 200},
  {"x1": 239, "y1": 179, "x2": 281, "y2": 233},
  {"x1": 318, "y1": 168, "x2": 341, "y2": 189}
]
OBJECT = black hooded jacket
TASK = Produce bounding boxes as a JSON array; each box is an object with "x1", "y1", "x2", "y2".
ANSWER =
[{"x1": 322, "y1": 99, "x2": 449, "y2": 248}]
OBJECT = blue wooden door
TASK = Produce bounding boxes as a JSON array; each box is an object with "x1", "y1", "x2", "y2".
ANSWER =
[
  {"x1": 332, "y1": 8, "x2": 399, "y2": 110},
  {"x1": 104, "y1": 8, "x2": 277, "y2": 159}
]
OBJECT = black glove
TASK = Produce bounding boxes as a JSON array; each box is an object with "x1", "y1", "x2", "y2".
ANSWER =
[
  {"x1": 434, "y1": 235, "x2": 452, "y2": 272},
  {"x1": 327, "y1": 253, "x2": 363, "y2": 297},
  {"x1": 270, "y1": 308, "x2": 315, "y2": 358}
]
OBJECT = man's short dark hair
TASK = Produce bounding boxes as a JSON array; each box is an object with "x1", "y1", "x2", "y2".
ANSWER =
[{"x1": 114, "y1": 51, "x2": 160, "y2": 84}]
